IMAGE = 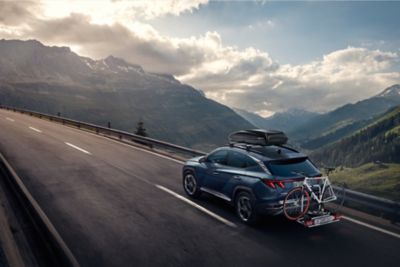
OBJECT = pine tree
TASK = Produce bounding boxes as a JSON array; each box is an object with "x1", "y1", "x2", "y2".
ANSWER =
[{"x1": 135, "y1": 120, "x2": 147, "y2": 137}]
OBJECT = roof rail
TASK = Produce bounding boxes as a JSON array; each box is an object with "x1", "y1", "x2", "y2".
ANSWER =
[
  {"x1": 228, "y1": 142, "x2": 268, "y2": 156},
  {"x1": 229, "y1": 142, "x2": 300, "y2": 156},
  {"x1": 277, "y1": 144, "x2": 299, "y2": 153}
]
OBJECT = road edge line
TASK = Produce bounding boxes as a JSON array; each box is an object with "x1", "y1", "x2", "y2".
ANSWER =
[
  {"x1": 0, "y1": 152, "x2": 80, "y2": 267},
  {"x1": 343, "y1": 216, "x2": 400, "y2": 239}
]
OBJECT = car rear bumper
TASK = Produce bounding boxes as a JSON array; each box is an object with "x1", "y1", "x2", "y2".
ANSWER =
[{"x1": 256, "y1": 201, "x2": 284, "y2": 216}]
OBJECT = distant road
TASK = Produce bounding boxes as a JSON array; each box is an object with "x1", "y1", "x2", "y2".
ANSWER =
[{"x1": 0, "y1": 109, "x2": 399, "y2": 267}]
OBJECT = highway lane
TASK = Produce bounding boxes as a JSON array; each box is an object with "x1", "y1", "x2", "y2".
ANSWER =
[{"x1": 0, "y1": 109, "x2": 399, "y2": 267}]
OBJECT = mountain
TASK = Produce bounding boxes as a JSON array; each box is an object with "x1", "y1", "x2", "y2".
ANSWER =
[
  {"x1": 233, "y1": 108, "x2": 271, "y2": 129},
  {"x1": 0, "y1": 39, "x2": 255, "y2": 150},
  {"x1": 310, "y1": 106, "x2": 400, "y2": 168},
  {"x1": 378, "y1": 84, "x2": 400, "y2": 98},
  {"x1": 263, "y1": 109, "x2": 318, "y2": 133},
  {"x1": 291, "y1": 84, "x2": 400, "y2": 149},
  {"x1": 234, "y1": 108, "x2": 318, "y2": 134}
]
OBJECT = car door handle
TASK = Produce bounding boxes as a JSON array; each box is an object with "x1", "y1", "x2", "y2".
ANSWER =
[
  {"x1": 233, "y1": 175, "x2": 241, "y2": 180},
  {"x1": 212, "y1": 171, "x2": 220, "y2": 175}
]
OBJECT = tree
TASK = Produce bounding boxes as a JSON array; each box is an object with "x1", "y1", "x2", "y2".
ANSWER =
[{"x1": 135, "y1": 120, "x2": 147, "y2": 137}]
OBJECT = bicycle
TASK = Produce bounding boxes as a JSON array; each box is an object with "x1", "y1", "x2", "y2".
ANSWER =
[{"x1": 283, "y1": 176, "x2": 339, "y2": 225}]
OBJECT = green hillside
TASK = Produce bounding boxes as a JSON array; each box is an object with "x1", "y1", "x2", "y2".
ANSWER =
[
  {"x1": 330, "y1": 163, "x2": 400, "y2": 201},
  {"x1": 310, "y1": 106, "x2": 400, "y2": 167},
  {"x1": 291, "y1": 84, "x2": 400, "y2": 149}
]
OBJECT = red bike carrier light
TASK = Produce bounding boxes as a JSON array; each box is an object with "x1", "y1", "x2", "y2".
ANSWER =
[
  {"x1": 334, "y1": 213, "x2": 342, "y2": 220},
  {"x1": 305, "y1": 220, "x2": 314, "y2": 227}
]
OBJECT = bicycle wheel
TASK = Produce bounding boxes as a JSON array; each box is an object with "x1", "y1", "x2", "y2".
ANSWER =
[{"x1": 283, "y1": 187, "x2": 310, "y2": 220}]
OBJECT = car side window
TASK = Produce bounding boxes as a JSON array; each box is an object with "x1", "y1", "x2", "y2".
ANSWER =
[
  {"x1": 227, "y1": 151, "x2": 257, "y2": 169},
  {"x1": 207, "y1": 150, "x2": 228, "y2": 165}
]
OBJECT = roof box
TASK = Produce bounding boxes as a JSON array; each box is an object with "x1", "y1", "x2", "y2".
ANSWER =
[{"x1": 229, "y1": 129, "x2": 288, "y2": 146}]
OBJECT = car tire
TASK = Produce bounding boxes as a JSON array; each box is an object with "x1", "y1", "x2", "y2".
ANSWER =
[
  {"x1": 183, "y1": 171, "x2": 201, "y2": 198},
  {"x1": 235, "y1": 191, "x2": 259, "y2": 225}
]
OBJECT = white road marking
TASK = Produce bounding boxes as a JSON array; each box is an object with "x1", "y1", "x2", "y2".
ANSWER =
[
  {"x1": 155, "y1": 184, "x2": 237, "y2": 228},
  {"x1": 14, "y1": 112, "x2": 400, "y2": 237},
  {"x1": 12, "y1": 112, "x2": 186, "y2": 165},
  {"x1": 29, "y1": 126, "x2": 42, "y2": 133},
  {"x1": 343, "y1": 216, "x2": 400, "y2": 239},
  {"x1": 65, "y1": 142, "x2": 92, "y2": 155}
]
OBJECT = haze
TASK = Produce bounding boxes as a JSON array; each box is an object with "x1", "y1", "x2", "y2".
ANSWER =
[{"x1": 1, "y1": 0, "x2": 399, "y2": 116}]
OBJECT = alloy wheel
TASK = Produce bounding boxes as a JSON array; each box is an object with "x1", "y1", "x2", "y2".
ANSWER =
[
  {"x1": 237, "y1": 195, "x2": 252, "y2": 222},
  {"x1": 184, "y1": 174, "x2": 197, "y2": 195}
]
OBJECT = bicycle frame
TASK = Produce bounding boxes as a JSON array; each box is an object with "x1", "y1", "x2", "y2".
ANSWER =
[
  {"x1": 283, "y1": 176, "x2": 341, "y2": 226},
  {"x1": 303, "y1": 176, "x2": 337, "y2": 204}
]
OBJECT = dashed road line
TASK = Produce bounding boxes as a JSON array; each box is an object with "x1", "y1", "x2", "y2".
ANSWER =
[
  {"x1": 29, "y1": 126, "x2": 42, "y2": 133},
  {"x1": 65, "y1": 142, "x2": 92, "y2": 155},
  {"x1": 7, "y1": 111, "x2": 400, "y2": 237},
  {"x1": 89, "y1": 133, "x2": 185, "y2": 164},
  {"x1": 155, "y1": 184, "x2": 237, "y2": 228}
]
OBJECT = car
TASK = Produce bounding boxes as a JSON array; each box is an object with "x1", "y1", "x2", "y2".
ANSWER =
[{"x1": 182, "y1": 129, "x2": 323, "y2": 225}]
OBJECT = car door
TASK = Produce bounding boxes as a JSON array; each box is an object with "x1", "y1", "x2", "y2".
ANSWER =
[
  {"x1": 202, "y1": 149, "x2": 231, "y2": 192},
  {"x1": 204, "y1": 150, "x2": 248, "y2": 192},
  {"x1": 220, "y1": 151, "x2": 261, "y2": 197}
]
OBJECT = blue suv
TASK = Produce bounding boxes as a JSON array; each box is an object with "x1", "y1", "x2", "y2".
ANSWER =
[{"x1": 182, "y1": 129, "x2": 321, "y2": 224}]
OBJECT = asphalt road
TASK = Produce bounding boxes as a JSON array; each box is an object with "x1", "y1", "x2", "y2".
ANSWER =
[{"x1": 0, "y1": 109, "x2": 399, "y2": 267}]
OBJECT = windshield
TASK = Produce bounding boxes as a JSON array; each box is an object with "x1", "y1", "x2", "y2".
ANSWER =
[{"x1": 266, "y1": 158, "x2": 320, "y2": 178}]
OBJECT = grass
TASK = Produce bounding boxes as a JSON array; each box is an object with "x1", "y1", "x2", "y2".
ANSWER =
[
  {"x1": 385, "y1": 125, "x2": 400, "y2": 137},
  {"x1": 319, "y1": 119, "x2": 355, "y2": 137},
  {"x1": 329, "y1": 162, "x2": 400, "y2": 202}
]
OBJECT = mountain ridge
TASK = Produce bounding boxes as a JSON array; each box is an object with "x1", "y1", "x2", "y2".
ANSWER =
[
  {"x1": 233, "y1": 107, "x2": 318, "y2": 134},
  {"x1": 290, "y1": 84, "x2": 400, "y2": 148},
  {"x1": 310, "y1": 105, "x2": 400, "y2": 167},
  {"x1": 0, "y1": 39, "x2": 254, "y2": 150}
]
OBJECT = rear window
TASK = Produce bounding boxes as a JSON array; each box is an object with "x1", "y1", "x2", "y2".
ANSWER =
[{"x1": 266, "y1": 158, "x2": 320, "y2": 178}]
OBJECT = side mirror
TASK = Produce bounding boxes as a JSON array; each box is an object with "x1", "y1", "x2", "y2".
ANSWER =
[{"x1": 199, "y1": 156, "x2": 207, "y2": 163}]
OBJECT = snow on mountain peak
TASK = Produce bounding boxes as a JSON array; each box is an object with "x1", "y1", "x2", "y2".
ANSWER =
[{"x1": 378, "y1": 84, "x2": 400, "y2": 98}]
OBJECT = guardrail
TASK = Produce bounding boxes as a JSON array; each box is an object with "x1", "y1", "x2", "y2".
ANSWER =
[
  {"x1": 333, "y1": 185, "x2": 400, "y2": 223},
  {"x1": 0, "y1": 152, "x2": 80, "y2": 267},
  {"x1": 0, "y1": 105, "x2": 204, "y2": 159},
  {"x1": 1, "y1": 105, "x2": 399, "y2": 223}
]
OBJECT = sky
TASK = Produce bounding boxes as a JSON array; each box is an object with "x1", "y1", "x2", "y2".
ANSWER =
[{"x1": 1, "y1": 0, "x2": 400, "y2": 117}]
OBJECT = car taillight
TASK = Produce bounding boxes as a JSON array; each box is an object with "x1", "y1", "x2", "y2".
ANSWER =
[
  {"x1": 276, "y1": 181, "x2": 285, "y2": 189},
  {"x1": 263, "y1": 179, "x2": 276, "y2": 189},
  {"x1": 261, "y1": 179, "x2": 286, "y2": 189}
]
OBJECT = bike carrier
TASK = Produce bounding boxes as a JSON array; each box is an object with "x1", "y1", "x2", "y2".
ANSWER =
[
  {"x1": 284, "y1": 176, "x2": 343, "y2": 227},
  {"x1": 298, "y1": 209, "x2": 342, "y2": 228}
]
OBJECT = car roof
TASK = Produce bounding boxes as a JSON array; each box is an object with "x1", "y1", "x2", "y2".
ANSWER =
[{"x1": 216, "y1": 145, "x2": 307, "y2": 162}]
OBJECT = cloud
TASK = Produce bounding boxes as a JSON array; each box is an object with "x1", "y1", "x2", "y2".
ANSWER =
[
  {"x1": 192, "y1": 47, "x2": 399, "y2": 113},
  {"x1": 40, "y1": 0, "x2": 208, "y2": 22},
  {"x1": 247, "y1": 19, "x2": 275, "y2": 31},
  {"x1": 271, "y1": 47, "x2": 400, "y2": 110},
  {"x1": 0, "y1": 1, "x2": 39, "y2": 26},
  {"x1": 27, "y1": 15, "x2": 212, "y2": 74},
  {"x1": 0, "y1": 0, "x2": 399, "y2": 114}
]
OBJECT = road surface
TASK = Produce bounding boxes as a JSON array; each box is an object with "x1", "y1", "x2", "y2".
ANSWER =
[{"x1": 0, "y1": 109, "x2": 399, "y2": 267}]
